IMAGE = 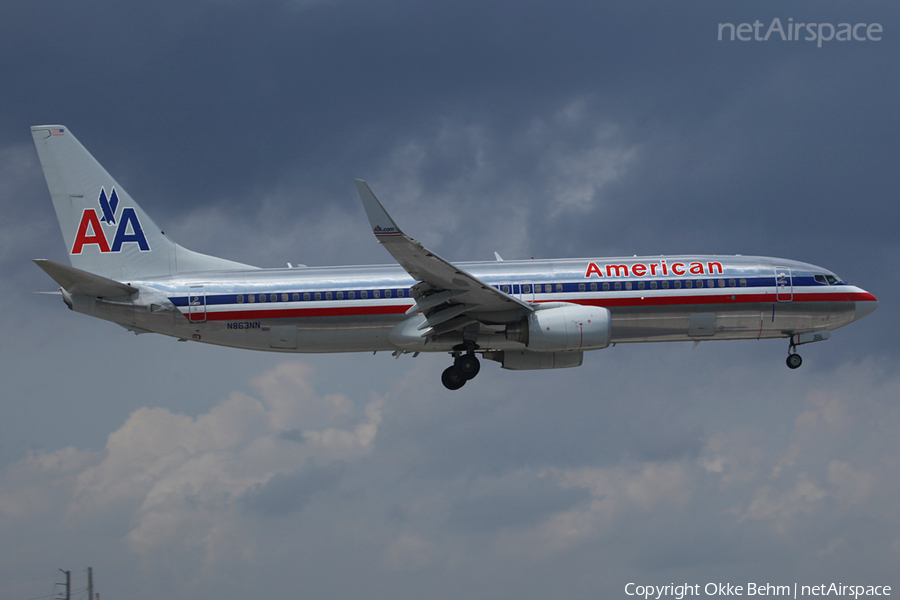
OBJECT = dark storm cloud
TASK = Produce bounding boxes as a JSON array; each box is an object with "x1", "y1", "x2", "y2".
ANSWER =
[
  {"x1": 5, "y1": 1, "x2": 896, "y2": 297},
  {"x1": 8, "y1": 0, "x2": 894, "y2": 218}
]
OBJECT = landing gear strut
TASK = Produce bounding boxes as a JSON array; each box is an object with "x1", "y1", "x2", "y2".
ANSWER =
[{"x1": 441, "y1": 345, "x2": 481, "y2": 390}]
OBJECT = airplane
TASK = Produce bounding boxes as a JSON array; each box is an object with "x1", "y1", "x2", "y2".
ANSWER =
[{"x1": 30, "y1": 125, "x2": 878, "y2": 390}]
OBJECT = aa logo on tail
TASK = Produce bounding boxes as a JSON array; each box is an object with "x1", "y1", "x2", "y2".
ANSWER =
[
  {"x1": 98, "y1": 188, "x2": 119, "y2": 225},
  {"x1": 71, "y1": 188, "x2": 150, "y2": 254}
]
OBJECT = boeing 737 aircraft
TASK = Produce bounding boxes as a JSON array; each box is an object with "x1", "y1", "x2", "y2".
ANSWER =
[{"x1": 31, "y1": 125, "x2": 878, "y2": 389}]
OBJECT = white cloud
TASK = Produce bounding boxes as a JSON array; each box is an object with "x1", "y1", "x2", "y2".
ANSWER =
[
  {"x1": 16, "y1": 360, "x2": 386, "y2": 563},
  {"x1": 509, "y1": 460, "x2": 696, "y2": 556},
  {"x1": 3, "y1": 354, "x2": 900, "y2": 599}
]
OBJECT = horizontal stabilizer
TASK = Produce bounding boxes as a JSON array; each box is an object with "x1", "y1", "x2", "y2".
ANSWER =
[{"x1": 33, "y1": 259, "x2": 138, "y2": 297}]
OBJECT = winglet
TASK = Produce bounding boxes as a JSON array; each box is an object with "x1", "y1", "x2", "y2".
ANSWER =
[
  {"x1": 354, "y1": 179, "x2": 404, "y2": 238},
  {"x1": 351, "y1": 180, "x2": 534, "y2": 319}
]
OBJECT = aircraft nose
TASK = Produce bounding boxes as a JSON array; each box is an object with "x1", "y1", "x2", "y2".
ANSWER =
[{"x1": 855, "y1": 295, "x2": 878, "y2": 321}]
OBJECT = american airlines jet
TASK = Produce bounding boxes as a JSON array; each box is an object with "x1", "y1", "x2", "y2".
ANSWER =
[{"x1": 31, "y1": 125, "x2": 878, "y2": 390}]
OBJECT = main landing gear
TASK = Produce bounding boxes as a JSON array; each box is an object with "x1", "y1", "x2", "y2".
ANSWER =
[{"x1": 441, "y1": 345, "x2": 481, "y2": 390}]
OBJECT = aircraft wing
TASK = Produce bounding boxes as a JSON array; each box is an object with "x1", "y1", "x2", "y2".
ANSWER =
[{"x1": 355, "y1": 180, "x2": 532, "y2": 334}]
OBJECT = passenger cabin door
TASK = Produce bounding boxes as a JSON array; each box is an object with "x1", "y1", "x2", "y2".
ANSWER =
[
  {"x1": 189, "y1": 285, "x2": 207, "y2": 322},
  {"x1": 775, "y1": 267, "x2": 793, "y2": 302}
]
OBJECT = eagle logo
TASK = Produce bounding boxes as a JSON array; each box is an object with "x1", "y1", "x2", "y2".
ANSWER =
[{"x1": 98, "y1": 188, "x2": 119, "y2": 225}]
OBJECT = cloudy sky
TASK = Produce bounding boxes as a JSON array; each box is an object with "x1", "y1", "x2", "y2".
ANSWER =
[{"x1": 1, "y1": 1, "x2": 898, "y2": 599}]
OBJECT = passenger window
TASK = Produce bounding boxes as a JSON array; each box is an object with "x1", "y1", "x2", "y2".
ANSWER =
[
  {"x1": 556, "y1": 284, "x2": 563, "y2": 293},
  {"x1": 579, "y1": 283, "x2": 586, "y2": 292},
  {"x1": 685, "y1": 280, "x2": 692, "y2": 289},
  {"x1": 696, "y1": 280, "x2": 702, "y2": 288},
  {"x1": 314, "y1": 292, "x2": 321, "y2": 301},
  {"x1": 625, "y1": 282, "x2": 633, "y2": 291},
  {"x1": 614, "y1": 282, "x2": 621, "y2": 291},
  {"x1": 603, "y1": 282, "x2": 610, "y2": 291},
  {"x1": 718, "y1": 279, "x2": 725, "y2": 288},
  {"x1": 502, "y1": 285, "x2": 510, "y2": 293},
  {"x1": 237, "y1": 294, "x2": 244, "y2": 304},
  {"x1": 259, "y1": 294, "x2": 266, "y2": 303},
  {"x1": 522, "y1": 284, "x2": 531, "y2": 293},
  {"x1": 729, "y1": 279, "x2": 736, "y2": 287},
  {"x1": 336, "y1": 291, "x2": 343, "y2": 300},
  {"x1": 740, "y1": 278, "x2": 747, "y2": 287},
  {"x1": 303, "y1": 292, "x2": 310, "y2": 301},
  {"x1": 385, "y1": 289, "x2": 392, "y2": 298},
  {"x1": 650, "y1": 281, "x2": 657, "y2": 290},
  {"x1": 249, "y1": 294, "x2": 255, "y2": 303},
  {"x1": 348, "y1": 291, "x2": 355, "y2": 300},
  {"x1": 590, "y1": 282, "x2": 597, "y2": 291},
  {"x1": 397, "y1": 289, "x2": 405, "y2": 297},
  {"x1": 282, "y1": 293, "x2": 289, "y2": 302},
  {"x1": 292, "y1": 293, "x2": 299, "y2": 302},
  {"x1": 707, "y1": 280, "x2": 714, "y2": 288},
  {"x1": 326, "y1": 291, "x2": 333, "y2": 300},
  {"x1": 663, "y1": 281, "x2": 670, "y2": 289},
  {"x1": 361, "y1": 291, "x2": 368, "y2": 299},
  {"x1": 638, "y1": 282, "x2": 645, "y2": 290}
]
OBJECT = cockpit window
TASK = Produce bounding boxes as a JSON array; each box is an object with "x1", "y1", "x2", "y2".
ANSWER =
[{"x1": 815, "y1": 274, "x2": 844, "y2": 285}]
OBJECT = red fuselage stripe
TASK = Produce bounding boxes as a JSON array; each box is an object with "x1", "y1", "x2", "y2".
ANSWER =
[{"x1": 182, "y1": 291, "x2": 875, "y2": 322}]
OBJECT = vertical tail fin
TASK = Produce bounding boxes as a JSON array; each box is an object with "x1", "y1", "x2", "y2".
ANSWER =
[{"x1": 31, "y1": 125, "x2": 255, "y2": 280}]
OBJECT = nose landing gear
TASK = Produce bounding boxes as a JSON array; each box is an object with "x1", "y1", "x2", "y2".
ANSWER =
[
  {"x1": 786, "y1": 339, "x2": 802, "y2": 369},
  {"x1": 784, "y1": 331, "x2": 831, "y2": 369},
  {"x1": 786, "y1": 353, "x2": 802, "y2": 369}
]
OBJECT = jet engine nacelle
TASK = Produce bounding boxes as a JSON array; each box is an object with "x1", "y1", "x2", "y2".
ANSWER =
[{"x1": 506, "y1": 303, "x2": 612, "y2": 352}]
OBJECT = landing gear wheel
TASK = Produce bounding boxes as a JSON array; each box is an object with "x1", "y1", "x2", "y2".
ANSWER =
[
  {"x1": 786, "y1": 354, "x2": 802, "y2": 369},
  {"x1": 455, "y1": 354, "x2": 481, "y2": 380},
  {"x1": 441, "y1": 365, "x2": 467, "y2": 390}
]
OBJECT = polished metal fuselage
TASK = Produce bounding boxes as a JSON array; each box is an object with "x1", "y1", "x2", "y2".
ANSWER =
[{"x1": 73, "y1": 254, "x2": 875, "y2": 354}]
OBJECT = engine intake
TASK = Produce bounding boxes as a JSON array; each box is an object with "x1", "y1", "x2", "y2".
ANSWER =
[{"x1": 506, "y1": 303, "x2": 611, "y2": 352}]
